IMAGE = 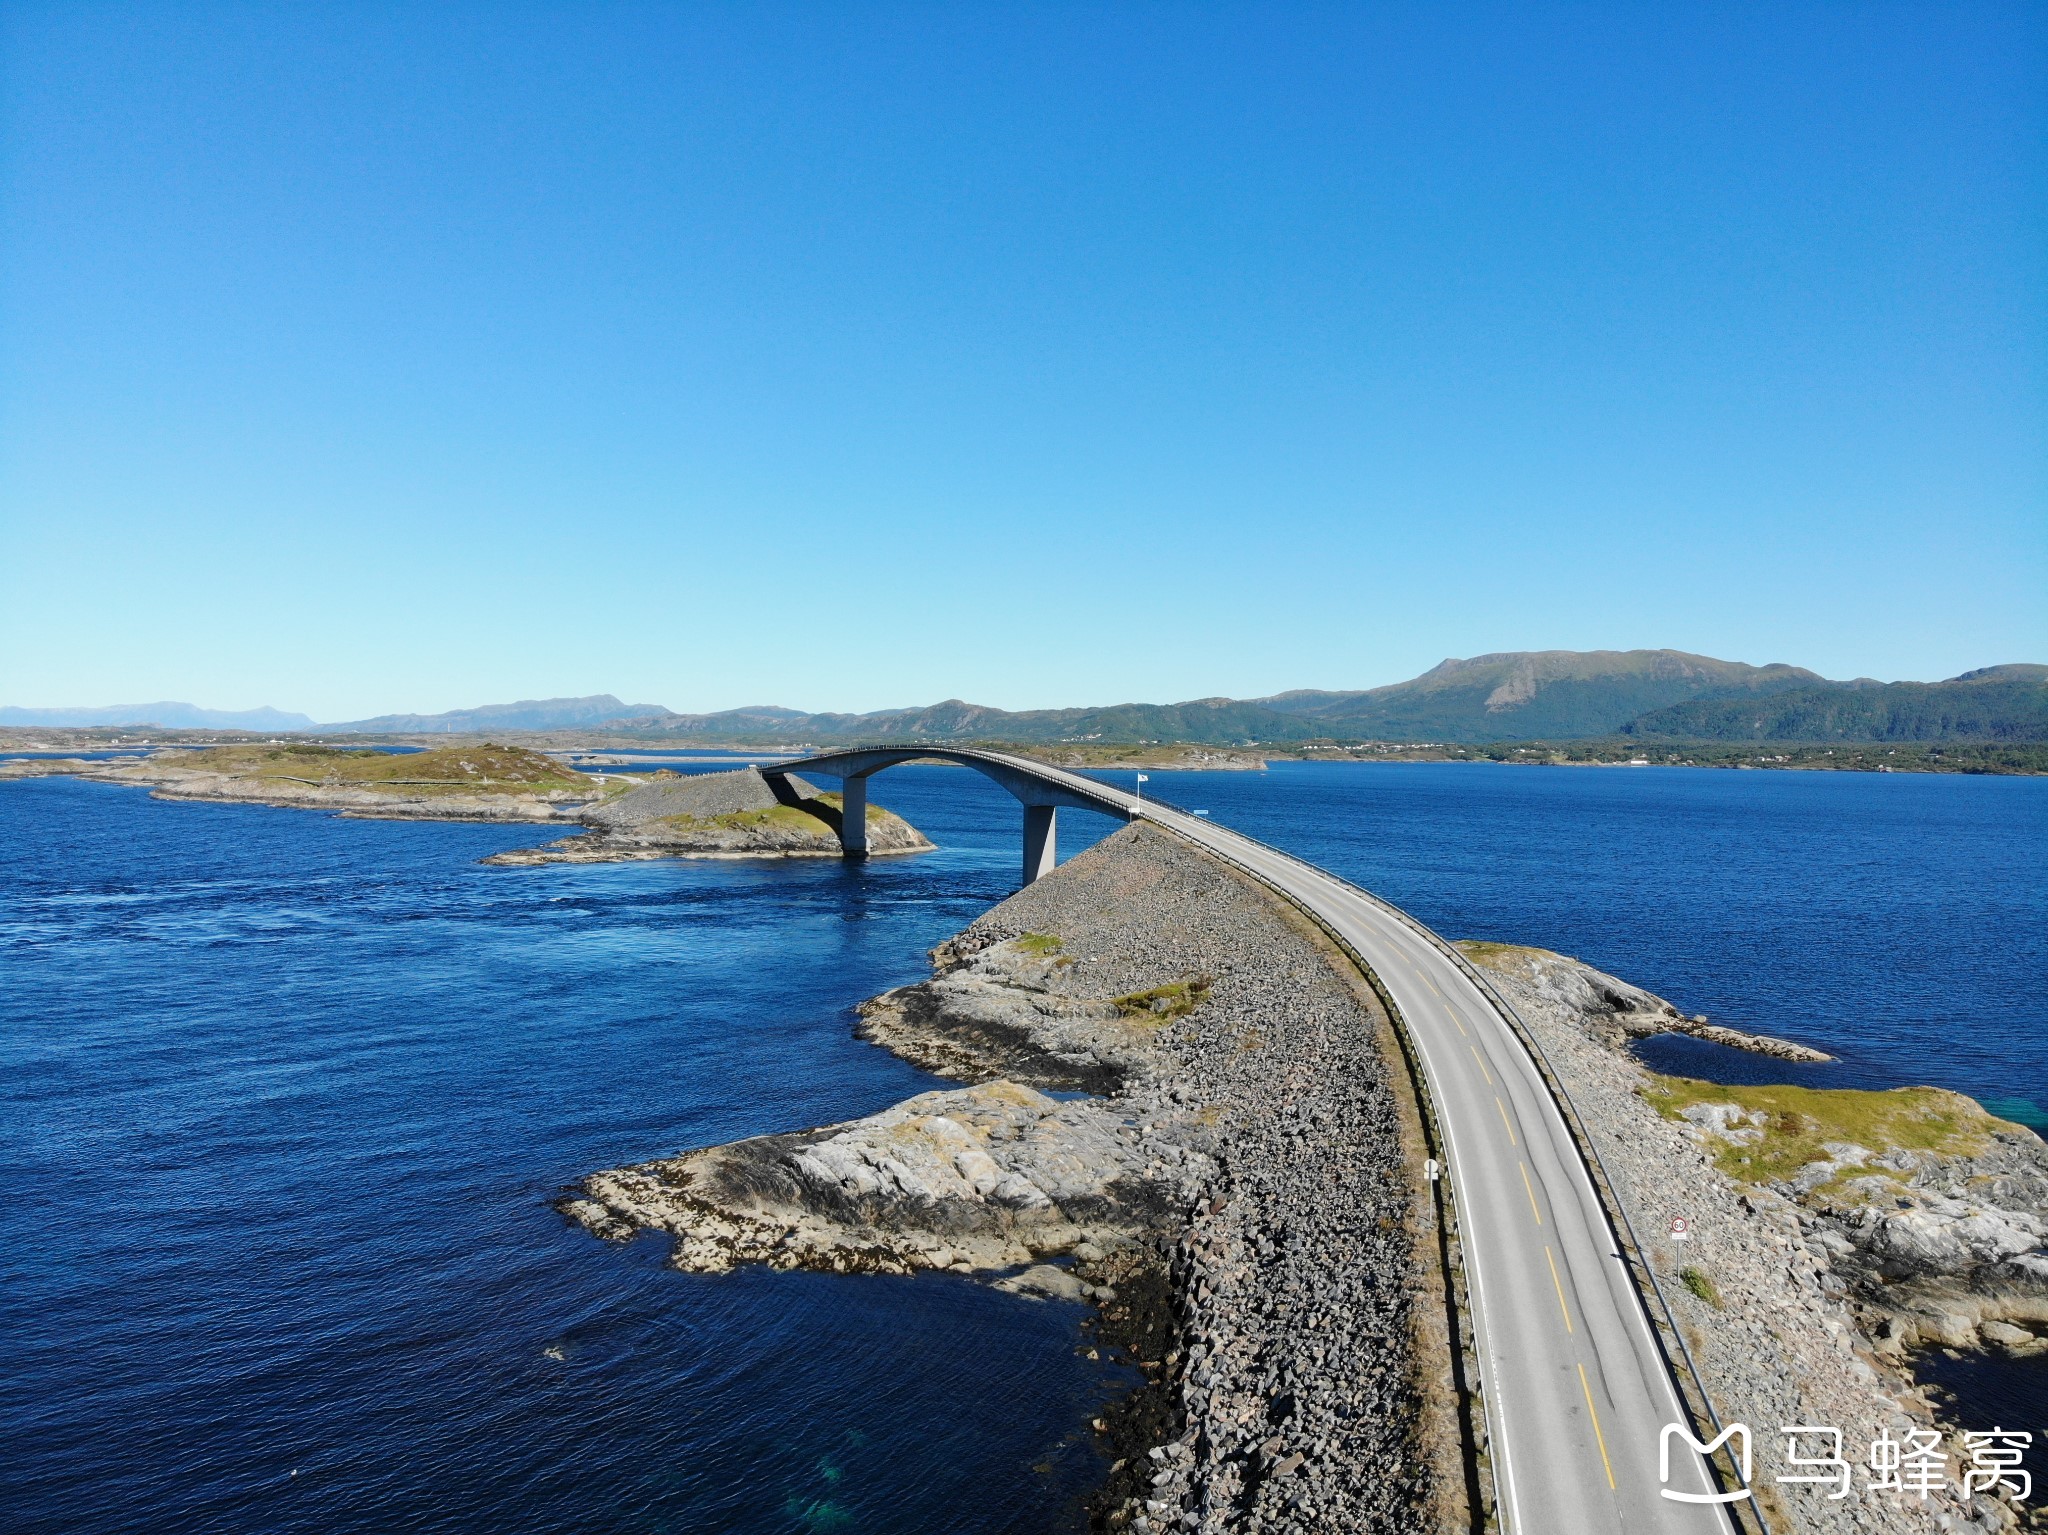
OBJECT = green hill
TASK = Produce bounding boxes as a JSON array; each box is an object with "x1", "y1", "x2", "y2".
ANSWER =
[
  {"x1": 1623, "y1": 667, "x2": 2048, "y2": 742},
  {"x1": 1256, "y1": 650, "x2": 1824, "y2": 742}
]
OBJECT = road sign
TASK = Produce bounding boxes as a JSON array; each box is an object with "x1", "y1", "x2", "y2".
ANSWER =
[{"x1": 1670, "y1": 1215, "x2": 1691, "y2": 1242}]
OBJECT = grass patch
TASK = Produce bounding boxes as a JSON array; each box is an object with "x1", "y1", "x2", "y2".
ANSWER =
[
  {"x1": 1678, "y1": 1265, "x2": 1722, "y2": 1308},
  {"x1": 808, "y1": 792, "x2": 889, "y2": 822},
  {"x1": 1112, "y1": 977, "x2": 1213, "y2": 1026},
  {"x1": 1641, "y1": 1076, "x2": 2005, "y2": 1191},
  {"x1": 1012, "y1": 932, "x2": 1064, "y2": 956},
  {"x1": 659, "y1": 804, "x2": 835, "y2": 835},
  {"x1": 179, "y1": 742, "x2": 590, "y2": 795}
]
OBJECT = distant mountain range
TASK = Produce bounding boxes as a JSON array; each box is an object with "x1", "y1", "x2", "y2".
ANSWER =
[
  {"x1": 312, "y1": 695, "x2": 674, "y2": 735},
  {"x1": 0, "y1": 702, "x2": 317, "y2": 730},
  {"x1": 9, "y1": 654, "x2": 2043, "y2": 744}
]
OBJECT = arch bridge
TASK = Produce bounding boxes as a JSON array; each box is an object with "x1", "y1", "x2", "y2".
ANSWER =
[{"x1": 758, "y1": 745, "x2": 1141, "y2": 883}]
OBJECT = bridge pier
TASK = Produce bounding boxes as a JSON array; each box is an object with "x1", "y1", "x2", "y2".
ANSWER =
[
  {"x1": 1022, "y1": 804, "x2": 1056, "y2": 884},
  {"x1": 839, "y1": 774, "x2": 869, "y2": 855}
]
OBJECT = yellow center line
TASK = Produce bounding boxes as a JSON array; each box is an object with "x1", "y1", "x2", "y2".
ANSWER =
[
  {"x1": 1579, "y1": 1362, "x2": 1617, "y2": 1489},
  {"x1": 1468, "y1": 1044, "x2": 1492, "y2": 1084},
  {"x1": 1495, "y1": 1096, "x2": 1517, "y2": 1146},
  {"x1": 1545, "y1": 1245, "x2": 1573, "y2": 1333},
  {"x1": 1519, "y1": 1161, "x2": 1543, "y2": 1225}
]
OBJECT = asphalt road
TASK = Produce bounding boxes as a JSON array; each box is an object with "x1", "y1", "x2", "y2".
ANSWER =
[{"x1": 979, "y1": 754, "x2": 1744, "y2": 1534}]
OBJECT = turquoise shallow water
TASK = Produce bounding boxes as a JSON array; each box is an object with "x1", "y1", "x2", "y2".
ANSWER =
[{"x1": 2, "y1": 759, "x2": 2041, "y2": 1531}]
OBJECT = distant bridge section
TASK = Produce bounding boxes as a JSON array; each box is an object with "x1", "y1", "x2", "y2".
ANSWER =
[{"x1": 757, "y1": 746, "x2": 1131, "y2": 883}]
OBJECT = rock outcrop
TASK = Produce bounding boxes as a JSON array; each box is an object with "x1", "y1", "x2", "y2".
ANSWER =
[
  {"x1": 565, "y1": 1078, "x2": 1163, "y2": 1281},
  {"x1": 483, "y1": 767, "x2": 931, "y2": 864},
  {"x1": 1458, "y1": 941, "x2": 1832, "y2": 1061},
  {"x1": 853, "y1": 938, "x2": 1172, "y2": 1094},
  {"x1": 1659, "y1": 1089, "x2": 2048, "y2": 1360}
]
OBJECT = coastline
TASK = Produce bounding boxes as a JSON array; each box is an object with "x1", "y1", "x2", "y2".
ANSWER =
[{"x1": 10, "y1": 727, "x2": 2038, "y2": 779}]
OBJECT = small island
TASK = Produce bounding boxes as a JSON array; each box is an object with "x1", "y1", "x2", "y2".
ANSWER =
[
  {"x1": 0, "y1": 741, "x2": 596, "y2": 820},
  {"x1": 0, "y1": 745, "x2": 934, "y2": 862},
  {"x1": 485, "y1": 766, "x2": 931, "y2": 865}
]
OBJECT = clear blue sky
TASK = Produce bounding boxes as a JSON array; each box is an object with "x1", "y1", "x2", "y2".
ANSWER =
[{"x1": 3, "y1": 3, "x2": 2042, "y2": 720}]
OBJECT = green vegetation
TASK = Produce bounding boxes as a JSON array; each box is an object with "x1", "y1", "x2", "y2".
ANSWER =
[
  {"x1": 181, "y1": 742, "x2": 590, "y2": 795},
  {"x1": 658, "y1": 804, "x2": 833, "y2": 835},
  {"x1": 1625, "y1": 667, "x2": 2048, "y2": 744},
  {"x1": 1640, "y1": 1076, "x2": 2009, "y2": 1196},
  {"x1": 810, "y1": 791, "x2": 889, "y2": 822},
  {"x1": 1112, "y1": 977, "x2": 1213, "y2": 1025},
  {"x1": 1012, "y1": 932, "x2": 1064, "y2": 956},
  {"x1": 1678, "y1": 1266, "x2": 1722, "y2": 1308}
]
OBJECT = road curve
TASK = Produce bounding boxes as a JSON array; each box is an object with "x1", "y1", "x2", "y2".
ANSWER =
[{"x1": 780, "y1": 748, "x2": 1742, "y2": 1533}]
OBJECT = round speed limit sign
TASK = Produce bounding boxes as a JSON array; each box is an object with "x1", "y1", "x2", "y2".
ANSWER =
[{"x1": 1669, "y1": 1216, "x2": 1691, "y2": 1243}]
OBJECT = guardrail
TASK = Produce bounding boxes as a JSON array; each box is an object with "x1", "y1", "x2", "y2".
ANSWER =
[{"x1": 1119, "y1": 799, "x2": 1764, "y2": 1531}]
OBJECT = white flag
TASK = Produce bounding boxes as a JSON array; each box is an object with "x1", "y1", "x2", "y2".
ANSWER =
[{"x1": 1136, "y1": 774, "x2": 1149, "y2": 782}]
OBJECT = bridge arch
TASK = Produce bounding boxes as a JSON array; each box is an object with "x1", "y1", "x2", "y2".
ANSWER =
[{"x1": 758, "y1": 746, "x2": 1133, "y2": 884}]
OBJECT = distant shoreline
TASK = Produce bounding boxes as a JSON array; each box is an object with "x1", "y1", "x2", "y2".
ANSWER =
[{"x1": 2, "y1": 730, "x2": 2039, "y2": 777}]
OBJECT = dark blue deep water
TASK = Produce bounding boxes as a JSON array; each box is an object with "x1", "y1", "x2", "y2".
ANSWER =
[{"x1": 3, "y1": 761, "x2": 2043, "y2": 1533}]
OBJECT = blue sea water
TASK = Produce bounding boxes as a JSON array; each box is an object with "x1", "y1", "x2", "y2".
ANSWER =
[
  {"x1": 2, "y1": 760, "x2": 2043, "y2": 1532},
  {"x1": 1153, "y1": 762, "x2": 2048, "y2": 1120}
]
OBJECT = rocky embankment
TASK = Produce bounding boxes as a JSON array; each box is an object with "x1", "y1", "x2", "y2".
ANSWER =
[
  {"x1": 484, "y1": 767, "x2": 930, "y2": 865},
  {"x1": 565, "y1": 823, "x2": 1457, "y2": 1535},
  {"x1": 0, "y1": 742, "x2": 593, "y2": 821},
  {"x1": 1470, "y1": 942, "x2": 2044, "y2": 1535}
]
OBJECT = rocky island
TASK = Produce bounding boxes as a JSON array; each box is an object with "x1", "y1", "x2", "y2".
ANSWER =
[
  {"x1": 0, "y1": 741, "x2": 598, "y2": 820},
  {"x1": 484, "y1": 766, "x2": 930, "y2": 865},
  {"x1": 567, "y1": 826, "x2": 2045, "y2": 1535},
  {"x1": 0, "y1": 747, "x2": 933, "y2": 863}
]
